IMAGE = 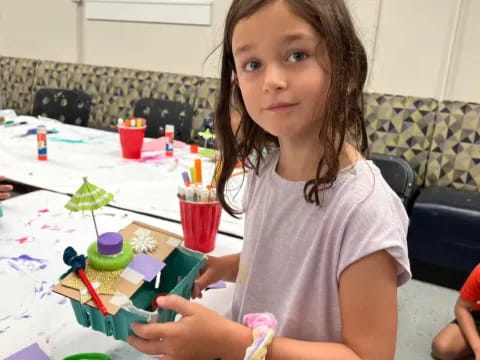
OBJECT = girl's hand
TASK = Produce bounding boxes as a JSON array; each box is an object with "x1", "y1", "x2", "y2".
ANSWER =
[
  {"x1": 192, "y1": 255, "x2": 234, "y2": 299},
  {"x1": 0, "y1": 177, "x2": 13, "y2": 200},
  {"x1": 128, "y1": 295, "x2": 233, "y2": 359}
]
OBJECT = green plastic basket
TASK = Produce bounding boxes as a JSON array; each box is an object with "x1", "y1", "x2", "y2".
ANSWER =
[{"x1": 67, "y1": 246, "x2": 206, "y2": 341}]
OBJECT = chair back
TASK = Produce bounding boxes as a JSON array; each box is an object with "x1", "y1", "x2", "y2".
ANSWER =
[
  {"x1": 33, "y1": 88, "x2": 92, "y2": 127},
  {"x1": 370, "y1": 153, "x2": 416, "y2": 209},
  {"x1": 133, "y1": 98, "x2": 194, "y2": 142}
]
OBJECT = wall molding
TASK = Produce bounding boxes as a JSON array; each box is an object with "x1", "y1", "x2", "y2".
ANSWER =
[{"x1": 85, "y1": 0, "x2": 212, "y2": 26}]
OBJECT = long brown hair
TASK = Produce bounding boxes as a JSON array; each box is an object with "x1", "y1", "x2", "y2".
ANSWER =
[{"x1": 215, "y1": 0, "x2": 368, "y2": 217}]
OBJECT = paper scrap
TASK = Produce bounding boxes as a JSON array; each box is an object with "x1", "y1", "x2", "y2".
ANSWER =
[
  {"x1": 4, "y1": 343, "x2": 50, "y2": 360},
  {"x1": 167, "y1": 237, "x2": 182, "y2": 248},
  {"x1": 110, "y1": 292, "x2": 131, "y2": 307},
  {"x1": 128, "y1": 253, "x2": 166, "y2": 282},
  {"x1": 207, "y1": 281, "x2": 227, "y2": 290},
  {"x1": 142, "y1": 137, "x2": 186, "y2": 152},
  {"x1": 120, "y1": 267, "x2": 144, "y2": 285}
]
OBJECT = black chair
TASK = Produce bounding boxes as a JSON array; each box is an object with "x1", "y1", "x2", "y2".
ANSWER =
[
  {"x1": 133, "y1": 98, "x2": 194, "y2": 142},
  {"x1": 370, "y1": 153, "x2": 416, "y2": 209},
  {"x1": 33, "y1": 88, "x2": 92, "y2": 127}
]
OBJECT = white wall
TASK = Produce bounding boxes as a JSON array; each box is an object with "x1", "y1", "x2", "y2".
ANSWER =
[
  {"x1": 446, "y1": 0, "x2": 480, "y2": 102},
  {"x1": 0, "y1": 0, "x2": 78, "y2": 63},
  {"x1": 0, "y1": 0, "x2": 479, "y2": 102}
]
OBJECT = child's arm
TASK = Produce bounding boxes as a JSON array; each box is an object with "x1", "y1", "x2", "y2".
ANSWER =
[
  {"x1": 455, "y1": 297, "x2": 480, "y2": 357},
  {"x1": 224, "y1": 250, "x2": 398, "y2": 360},
  {"x1": 130, "y1": 251, "x2": 397, "y2": 360}
]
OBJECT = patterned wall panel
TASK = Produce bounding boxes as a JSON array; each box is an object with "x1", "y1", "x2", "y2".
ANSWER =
[
  {"x1": 426, "y1": 101, "x2": 480, "y2": 191},
  {"x1": 32, "y1": 61, "x2": 113, "y2": 128},
  {"x1": 0, "y1": 56, "x2": 38, "y2": 114},
  {"x1": 191, "y1": 77, "x2": 219, "y2": 141},
  {"x1": 364, "y1": 93, "x2": 438, "y2": 185}
]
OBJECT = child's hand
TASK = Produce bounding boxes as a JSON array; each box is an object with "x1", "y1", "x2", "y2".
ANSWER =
[
  {"x1": 128, "y1": 295, "x2": 232, "y2": 359},
  {"x1": 192, "y1": 255, "x2": 230, "y2": 299},
  {"x1": 0, "y1": 177, "x2": 13, "y2": 200}
]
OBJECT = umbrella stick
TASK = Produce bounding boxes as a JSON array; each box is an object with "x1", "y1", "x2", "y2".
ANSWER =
[{"x1": 91, "y1": 209, "x2": 99, "y2": 238}]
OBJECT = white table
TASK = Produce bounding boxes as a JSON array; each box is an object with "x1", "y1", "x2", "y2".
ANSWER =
[
  {"x1": 0, "y1": 114, "x2": 245, "y2": 237},
  {"x1": 0, "y1": 190, "x2": 242, "y2": 359}
]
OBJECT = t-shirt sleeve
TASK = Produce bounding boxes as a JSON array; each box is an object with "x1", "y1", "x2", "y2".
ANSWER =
[
  {"x1": 337, "y1": 185, "x2": 411, "y2": 286},
  {"x1": 460, "y1": 264, "x2": 480, "y2": 304}
]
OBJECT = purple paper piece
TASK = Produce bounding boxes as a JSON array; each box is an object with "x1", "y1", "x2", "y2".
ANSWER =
[
  {"x1": 207, "y1": 281, "x2": 227, "y2": 290},
  {"x1": 128, "y1": 253, "x2": 166, "y2": 282},
  {"x1": 5, "y1": 343, "x2": 50, "y2": 360}
]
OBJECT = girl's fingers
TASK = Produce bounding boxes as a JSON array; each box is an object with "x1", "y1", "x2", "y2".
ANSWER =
[
  {"x1": 130, "y1": 322, "x2": 175, "y2": 340},
  {"x1": 191, "y1": 283, "x2": 203, "y2": 299},
  {"x1": 0, "y1": 193, "x2": 10, "y2": 200},
  {"x1": 0, "y1": 184, "x2": 13, "y2": 192},
  {"x1": 127, "y1": 335, "x2": 166, "y2": 356}
]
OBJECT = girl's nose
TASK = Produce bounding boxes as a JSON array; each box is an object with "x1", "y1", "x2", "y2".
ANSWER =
[{"x1": 263, "y1": 65, "x2": 287, "y2": 93}]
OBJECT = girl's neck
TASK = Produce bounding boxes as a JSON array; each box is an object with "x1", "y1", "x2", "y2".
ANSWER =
[{"x1": 276, "y1": 138, "x2": 363, "y2": 182}]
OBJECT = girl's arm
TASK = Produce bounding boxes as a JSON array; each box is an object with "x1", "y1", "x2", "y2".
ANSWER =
[
  {"x1": 455, "y1": 297, "x2": 480, "y2": 356},
  {"x1": 219, "y1": 253, "x2": 241, "y2": 282},
  {"x1": 221, "y1": 250, "x2": 398, "y2": 360}
]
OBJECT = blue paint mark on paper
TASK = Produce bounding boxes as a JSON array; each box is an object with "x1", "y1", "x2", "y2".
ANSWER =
[
  {"x1": 57, "y1": 297, "x2": 68, "y2": 305},
  {"x1": 0, "y1": 255, "x2": 48, "y2": 273},
  {"x1": 49, "y1": 136, "x2": 103, "y2": 145},
  {"x1": 17, "y1": 312, "x2": 31, "y2": 319},
  {"x1": 35, "y1": 280, "x2": 48, "y2": 293}
]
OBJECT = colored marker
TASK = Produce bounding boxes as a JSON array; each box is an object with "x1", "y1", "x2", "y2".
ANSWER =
[
  {"x1": 178, "y1": 185, "x2": 186, "y2": 200},
  {"x1": 185, "y1": 187, "x2": 194, "y2": 201},
  {"x1": 136, "y1": 118, "x2": 143, "y2": 128},
  {"x1": 189, "y1": 167, "x2": 196, "y2": 184},
  {"x1": 200, "y1": 189, "x2": 209, "y2": 202},
  {"x1": 181, "y1": 171, "x2": 191, "y2": 186},
  {"x1": 194, "y1": 159, "x2": 202, "y2": 184}
]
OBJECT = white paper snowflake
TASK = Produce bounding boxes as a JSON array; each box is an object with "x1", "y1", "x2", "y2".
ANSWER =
[{"x1": 130, "y1": 233, "x2": 157, "y2": 253}]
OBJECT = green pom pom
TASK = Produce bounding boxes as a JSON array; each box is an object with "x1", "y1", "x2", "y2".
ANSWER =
[{"x1": 87, "y1": 242, "x2": 133, "y2": 271}]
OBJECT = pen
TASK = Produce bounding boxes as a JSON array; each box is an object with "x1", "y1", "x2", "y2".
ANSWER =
[{"x1": 3, "y1": 120, "x2": 28, "y2": 127}]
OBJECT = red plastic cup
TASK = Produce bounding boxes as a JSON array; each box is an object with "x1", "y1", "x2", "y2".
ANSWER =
[
  {"x1": 179, "y1": 200, "x2": 222, "y2": 253},
  {"x1": 118, "y1": 125, "x2": 146, "y2": 159}
]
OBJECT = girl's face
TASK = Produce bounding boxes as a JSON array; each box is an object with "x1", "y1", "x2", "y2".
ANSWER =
[{"x1": 232, "y1": 0, "x2": 331, "y2": 142}]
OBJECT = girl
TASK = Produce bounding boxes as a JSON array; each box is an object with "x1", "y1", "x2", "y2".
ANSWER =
[{"x1": 128, "y1": 1, "x2": 410, "y2": 359}]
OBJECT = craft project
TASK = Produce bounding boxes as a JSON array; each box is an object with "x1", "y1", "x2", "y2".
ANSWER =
[
  {"x1": 65, "y1": 177, "x2": 114, "y2": 238},
  {"x1": 87, "y1": 232, "x2": 133, "y2": 271},
  {"x1": 53, "y1": 221, "x2": 206, "y2": 342}
]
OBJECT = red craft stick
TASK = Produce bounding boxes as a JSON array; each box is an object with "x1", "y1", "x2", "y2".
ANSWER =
[{"x1": 77, "y1": 268, "x2": 109, "y2": 316}]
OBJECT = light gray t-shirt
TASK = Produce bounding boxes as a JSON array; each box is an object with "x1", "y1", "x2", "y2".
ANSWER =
[{"x1": 231, "y1": 150, "x2": 411, "y2": 342}]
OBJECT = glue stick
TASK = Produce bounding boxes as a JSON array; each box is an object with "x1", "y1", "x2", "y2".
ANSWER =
[
  {"x1": 165, "y1": 124, "x2": 174, "y2": 157},
  {"x1": 37, "y1": 125, "x2": 47, "y2": 161}
]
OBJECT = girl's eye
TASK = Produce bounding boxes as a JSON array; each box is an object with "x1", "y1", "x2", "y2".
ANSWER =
[
  {"x1": 244, "y1": 61, "x2": 261, "y2": 72},
  {"x1": 287, "y1": 51, "x2": 308, "y2": 63}
]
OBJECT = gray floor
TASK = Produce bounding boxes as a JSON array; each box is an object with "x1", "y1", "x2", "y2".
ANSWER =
[{"x1": 396, "y1": 279, "x2": 472, "y2": 360}]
